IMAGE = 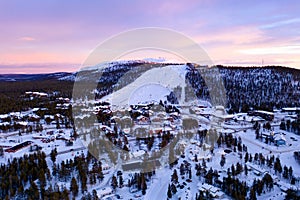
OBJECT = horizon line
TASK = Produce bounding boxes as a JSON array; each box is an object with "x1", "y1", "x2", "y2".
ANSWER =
[{"x1": 0, "y1": 63, "x2": 299, "y2": 75}]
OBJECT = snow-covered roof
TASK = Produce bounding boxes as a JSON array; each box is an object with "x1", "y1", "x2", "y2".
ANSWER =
[
  {"x1": 210, "y1": 186, "x2": 219, "y2": 193},
  {"x1": 32, "y1": 92, "x2": 48, "y2": 96},
  {"x1": 169, "y1": 112, "x2": 180, "y2": 116},
  {"x1": 211, "y1": 191, "x2": 224, "y2": 198},
  {"x1": 198, "y1": 183, "x2": 212, "y2": 191},
  {"x1": 26, "y1": 91, "x2": 48, "y2": 97},
  {"x1": 32, "y1": 108, "x2": 40, "y2": 112},
  {"x1": 212, "y1": 113, "x2": 235, "y2": 119},
  {"x1": 0, "y1": 122, "x2": 9, "y2": 126},
  {"x1": 17, "y1": 121, "x2": 28, "y2": 126},
  {"x1": 198, "y1": 126, "x2": 208, "y2": 132},
  {"x1": 99, "y1": 125, "x2": 113, "y2": 132},
  {"x1": 123, "y1": 128, "x2": 131, "y2": 134},
  {"x1": 97, "y1": 187, "x2": 112, "y2": 196},
  {"x1": 254, "y1": 110, "x2": 274, "y2": 115},
  {"x1": 278, "y1": 181, "x2": 298, "y2": 191},
  {"x1": 44, "y1": 115, "x2": 55, "y2": 119},
  {"x1": 217, "y1": 129, "x2": 235, "y2": 134},
  {"x1": 282, "y1": 107, "x2": 300, "y2": 111},
  {"x1": 274, "y1": 134, "x2": 286, "y2": 141},
  {"x1": 28, "y1": 114, "x2": 40, "y2": 119},
  {"x1": 10, "y1": 112, "x2": 24, "y2": 117},
  {"x1": 251, "y1": 116, "x2": 265, "y2": 121},
  {"x1": 0, "y1": 114, "x2": 9, "y2": 119},
  {"x1": 137, "y1": 115, "x2": 149, "y2": 120},
  {"x1": 163, "y1": 126, "x2": 173, "y2": 131},
  {"x1": 132, "y1": 150, "x2": 145, "y2": 157}
]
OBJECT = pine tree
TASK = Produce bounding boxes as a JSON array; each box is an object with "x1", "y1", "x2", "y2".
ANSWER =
[
  {"x1": 70, "y1": 177, "x2": 79, "y2": 197},
  {"x1": 244, "y1": 164, "x2": 248, "y2": 176},
  {"x1": 167, "y1": 184, "x2": 172, "y2": 198},
  {"x1": 280, "y1": 121, "x2": 286, "y2": 130},
  {"x1": 0, "y1": 147, "x2": 4, "y2": 157},
  {"x1": 288, "y1": 166, "x2": 293, "y2": 179},
  {"x1": 202, "y1": 159, "x2": 206, "y2": 168},
  {"x1": 274, "y1": 157, "x2": 282, "y2": 174},
  {"x1": 50, "y1": 148, "x2": 58, "y2": 164},
  {"x1": 250, "y1": 188, "x2": 257, "y2": 200},
  {"x1": 62, "y1": 187, "x2": 70, "y2": 200},
  {"x1": 283, "y1": 166, "x2": 289, "y2": 179},
  {"x1": 28, "y1": 181, "x2": 39, "y2": 200},
  {"x1": 81, "y1": 173, "x2": 87, "y2": 194},
  {"x1": 244, "y1": 152, "x2": 249, "y2": 163},
  {"x1": 171, "y1": 169, "x2": 178, "y2": 183},
  {"x1": 119, "y1": 175, "x2": 123, "y2": 188},
  {"x1": 220, "y1": 155, "x2": 226, "y2": 167},
  {"x1": 255, "y1": 128, "x2": 260, "y2": 139},
  {"x1": 231, "y1": 164, "x2": 235, "y2": 176},
  {"x1": 171, "y1": 183, "x2": 177, "y2": 194},
  {"x1": 194, "y1": 154, "x2": 198, "y2": 162},
  {"x1": 38, "y1": 169, "x2": 46, "y2": 188},
  {"x1": 141, "y1": 174, "x2": 147, "y2": 195},
  {"x1": 92, "y1": 189, "x2": 99, "y2": 200},
  {"x1": 111, "y1": 175, "x2": 118, "y2": 190}
]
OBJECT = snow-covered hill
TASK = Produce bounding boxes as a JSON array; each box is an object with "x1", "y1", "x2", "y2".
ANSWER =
[{"x1": 101, "y1": 64, "x2": 189, "y2": 107}]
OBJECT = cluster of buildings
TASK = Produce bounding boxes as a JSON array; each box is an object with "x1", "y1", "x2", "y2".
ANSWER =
[
  {"x1": 197, "y1": 183, "x2": 224, "y2": 199},
  {"x1": 262, "y1": 131, "x2": 287, "y2": 146}
]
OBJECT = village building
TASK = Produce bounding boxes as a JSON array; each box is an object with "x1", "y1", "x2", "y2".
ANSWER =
[
  {"x1": 274, "y1": 134, "x2": 286, "y2": 146},
  {"x1": 96, "y1": 187, "x2": 113, "y2": 198}
]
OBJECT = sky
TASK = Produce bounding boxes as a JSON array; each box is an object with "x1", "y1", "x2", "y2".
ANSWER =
[{"x1": 1, "y1": 0, "x2": 300, "y2": 73}]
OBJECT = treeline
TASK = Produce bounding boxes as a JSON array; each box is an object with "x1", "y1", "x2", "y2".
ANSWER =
[
  {"x1": 186, "y1": 65, "x2": 300, "y2": 113},
  {"x1": 0, "y1": 152, "x2": 50, "y2": 199},
  {"x1": 0, "y1": 150, "x2": 106, "y2": 200},
  {"x1": 280, "y1": 118, "x2": 300, "y2": 135},
  {"x1": 3, "y1": 64, "x2": 300, "y2": 115},
  {"x1": 0, "y1": 80, "x2": 73, "y2": 114}
]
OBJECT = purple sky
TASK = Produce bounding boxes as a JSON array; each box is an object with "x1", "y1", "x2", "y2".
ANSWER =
[{"x1": 1, "y1": 0, "x2": 300, "y2": 73}]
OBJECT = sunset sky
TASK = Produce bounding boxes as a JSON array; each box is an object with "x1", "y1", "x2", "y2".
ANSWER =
[{"x1": 1, "y1": 0, "x2": 300, "y2": 73}]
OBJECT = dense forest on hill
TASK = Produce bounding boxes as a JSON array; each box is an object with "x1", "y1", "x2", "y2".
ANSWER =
[
  {"x1": 0, "y1": 80, "x2": 73, "y2": 114},
  {"x1": 186, "y1": 65, "x2": 300, "y2": 113},
  {"x1": 0, "y1": 64, "x2": 300, "y2": 114}
]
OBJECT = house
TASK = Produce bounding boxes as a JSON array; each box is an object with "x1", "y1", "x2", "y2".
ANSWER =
[
  {"x1": 102, "y1": 163, "x2": 110, "y2": 171},
  {"x1": 122, "y1": 161, "x2": 142, "y2": 171},
  {"x1": 149, "y1": 128, "x2": 163, "y2": 135},
  {"x1": 198, "y1": 183, "x2": 224, "y2": 198},
  {"x1": 30, "y1": 144, "x2": 42, "y2": 152},
  {"x1": 198, "y1": 183, "x2": 212, "y2": 193},
  {"x1": 132, "y1": 150, "x2": 145, "y2": 158},
  {"x1": 65, "y1": 140, "x2": 73, "y2": 146},
  {"x1": 5, "y1": 141, "x2": 33, "y2": 153},
  {"x1": 210, "y1": 190, "x2": 225, "y2": 198},
  {"x1": 96, "y1": 187, "x2": 113, "y2": 198},
  {"x1": 25, "y1": 91, "x2": 48, "y2": 98},
  {"x1": 282, "y1": 107, "x2": 300, "y2": 115},
  {"x1": 0, "y1": 142, "x2": 12, "y2": 148},
  {"x1": 248, "y1": 110, "x2": 274, "y2": 121},
  {"x1": 277, "y1": 181, "x2": 297, "y2": 192},
  {"x1": 274, "y1": 134, "x2": 286, "y2": 146},
  {"x1": 212, "y1": 107, "x2": 234, "y2": 122},
  {"x1": 253, "y1": 170, "x2": 261, "y2": 176}
]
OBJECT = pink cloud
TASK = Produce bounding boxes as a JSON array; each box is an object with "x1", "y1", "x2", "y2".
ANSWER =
[{"x1": 19, "y1": 36, "x2": 36, "y2": 41}]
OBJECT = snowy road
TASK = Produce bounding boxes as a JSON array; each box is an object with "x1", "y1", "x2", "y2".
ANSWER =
[
  {"x1": 46, "y1": 146, "x2": 86, "y2": 157},
  {"x1": 144, "y1": 168, "x2": 171, "y2": 200}
]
